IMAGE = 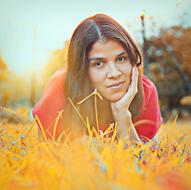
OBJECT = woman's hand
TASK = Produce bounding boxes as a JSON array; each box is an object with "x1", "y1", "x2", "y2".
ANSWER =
[
  {"x1": 111, "y1": 66, "x2": 139, "y2": 121},
  {"x1": 110, "y1": 66, "x2": 141, "y2": 143}
]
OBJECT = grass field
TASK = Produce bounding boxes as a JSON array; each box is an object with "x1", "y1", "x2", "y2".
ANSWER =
[{"x1": 0, "y1": 114, "x2": 191, "y2": 190}]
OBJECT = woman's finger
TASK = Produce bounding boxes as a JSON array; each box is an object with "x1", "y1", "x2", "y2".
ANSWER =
[
  {"x1": 128, "y1": 66, "x2": 138, "y2": 95},
  {"x1": 113, "y1": 66, "x2": 138, "y2": 108},
  {"x1": 122, "y1": 67, "x2": 138, "y2": 101}
]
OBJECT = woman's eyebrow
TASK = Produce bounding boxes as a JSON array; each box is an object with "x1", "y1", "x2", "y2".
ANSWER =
[
  {"x1": 116, "y1": 51, "x2": 127, "y2": 57},
  {"x1": 88, "y1": 57, "x2": 103, "y2": 62},
  {"x1": 88, "y1": 51, "x2": 127, "y2": 62}
]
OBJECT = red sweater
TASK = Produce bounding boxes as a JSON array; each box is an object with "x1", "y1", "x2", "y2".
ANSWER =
[{"x1": 32, "y1": 68, "x2": 163, "y2": 142}]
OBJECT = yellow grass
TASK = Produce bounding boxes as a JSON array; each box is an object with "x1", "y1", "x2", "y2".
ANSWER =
[
  {"x1": 0, "y1": 89, "x2": 191, "y2": 189},
  {"x1": 0, "y1": 115, "x2": 191, "y2": 190}
]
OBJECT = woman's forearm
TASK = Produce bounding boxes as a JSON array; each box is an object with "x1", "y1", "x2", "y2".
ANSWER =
[{"x1": 116, "y1": 113, "x2": 142, "y2": 144}]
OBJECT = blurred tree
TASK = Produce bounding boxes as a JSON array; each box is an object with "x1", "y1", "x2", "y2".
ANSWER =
[
  {"x1": 147, "y1": 26, "x2": 191, "y2": 119},
  {"x1": 0, "y1": 52, "x2": 8, "y2": 81},
  {"x1": 30, "y1": 72, "x2": 36, "y2": 106},
  {"x1": 42, "y1": 40, "x2": 69, "y2": 86},
  {"x1": 2, "y1": 91, "x2": 11, "y2": 106},
  {"x1": 0, "y1": 70, "x2": 26, "y2": 107}
]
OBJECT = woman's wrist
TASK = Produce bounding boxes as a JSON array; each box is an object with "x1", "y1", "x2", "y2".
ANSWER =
[
  {"x1": 113, "y1": 109, "x2": 132, "y2": 123},
  {"x1": 116, "y1": 112, "x2": 142, "y2": 144}
]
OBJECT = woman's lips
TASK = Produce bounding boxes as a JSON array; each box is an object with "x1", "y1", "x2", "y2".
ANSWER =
[{"x1": 107, "y1": 81, "x2": 125, "y2": 89}]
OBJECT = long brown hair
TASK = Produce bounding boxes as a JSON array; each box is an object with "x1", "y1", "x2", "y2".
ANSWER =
[{"x1": 62, "y1": 13, "x2": 144, "y2": 138}]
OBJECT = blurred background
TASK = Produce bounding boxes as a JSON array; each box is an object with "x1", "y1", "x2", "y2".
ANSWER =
[{"x1": 0, "y1": 0, "x2": 191, "y2": 122}]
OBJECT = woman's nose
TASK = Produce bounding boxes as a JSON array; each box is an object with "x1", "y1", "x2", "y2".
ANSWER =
[{"x1": 107, "y1": 63, "x2": 121, "y2": 78}]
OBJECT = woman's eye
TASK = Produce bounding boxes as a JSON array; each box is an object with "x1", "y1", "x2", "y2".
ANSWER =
[
  {"x1": 93, "y1": 62, "x2": 103, "y2": 68},
  {"x1": 116, "y1": 56, "x2": 127, "y2": 62}
]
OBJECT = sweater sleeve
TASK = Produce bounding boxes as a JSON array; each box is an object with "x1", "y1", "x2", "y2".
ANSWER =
[
  {"x1": 32, "y1": 69, "x2": 66, "y2": 139},
  {"x1": 134, "y1": 77, "x2": 163, "y2": 142}
]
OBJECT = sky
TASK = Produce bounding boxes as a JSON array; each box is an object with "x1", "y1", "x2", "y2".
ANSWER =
[{"x1": 0, "y1": 0, "x2": 190, "y2": 76}]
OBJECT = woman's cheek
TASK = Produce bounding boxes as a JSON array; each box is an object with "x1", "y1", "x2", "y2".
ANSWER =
[
  {"x1": 124, "y1": 65, "x2": 132, "y2": 81},
  {"x1": 88, "y1": 69, "x2": 105, "y2": 88}
]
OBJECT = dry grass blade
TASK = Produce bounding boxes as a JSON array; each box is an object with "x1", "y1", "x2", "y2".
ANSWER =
[
  {"x1": 68, "y1": 97, "x2": 86, "y2": 126},
  {"x1": 53, "y1": 110, "x2": 64, "y2": 142},
  {"x1": 34, "y1": 115, "x2": 48, "y2": 142}
]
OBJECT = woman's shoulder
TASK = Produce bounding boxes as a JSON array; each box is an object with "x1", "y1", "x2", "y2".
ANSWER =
[
  {"x1": 32, "y1": 68, "x2": 67, "y2": 139},
  {"x1": 32, "y1": 67, "x2": 67, "y2": 115},
  {"x1": 134, "y1": 75, "x2": 162, "y2": 142},
  {"x1": 142, "y1": 75, "x2": 156, "y2": 90},
  {"x1": 44, "y1": 68, "x2": 66, "y2": 91}
]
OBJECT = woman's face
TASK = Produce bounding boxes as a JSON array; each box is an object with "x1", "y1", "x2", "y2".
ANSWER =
[{"x1": 87, "y1": 39, "x2": 133, "y2": 102}]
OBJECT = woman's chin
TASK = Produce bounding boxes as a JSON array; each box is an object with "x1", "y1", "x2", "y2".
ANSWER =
[{"x1": 104, "y1": 92, "x2": 125, "y2": 102}]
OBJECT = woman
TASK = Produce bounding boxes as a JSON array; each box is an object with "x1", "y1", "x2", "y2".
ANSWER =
[{"x1": 32, "y1": 13, "x2": 162, "y2": 144}]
